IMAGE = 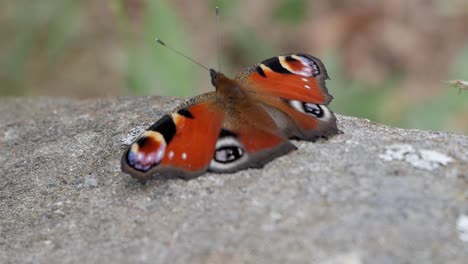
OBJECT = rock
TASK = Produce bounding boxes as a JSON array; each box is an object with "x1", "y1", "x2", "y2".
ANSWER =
[
  {"x1": 0, "y1": 97, "x2": 467, "y2": 263},
  {"x1": 84, "y1": 175, "x2": 98, "y2": 188}
]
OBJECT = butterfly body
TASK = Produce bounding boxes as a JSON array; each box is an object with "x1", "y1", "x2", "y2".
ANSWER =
[{"x1": 122, "y1": 54, "x2": 339, "y2": 183}]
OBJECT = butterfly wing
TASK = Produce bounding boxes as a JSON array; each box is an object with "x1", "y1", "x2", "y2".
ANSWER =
[
  {"x1": 257, "y1": 95, "x2": 338, "y2": 141},
  {"x1": 236, "y1": 53, "x2": 333, "y2": 104},
  {"x1": 121, "y1": 90, "x2": 296, "y2": 182},
  {"x1": 121, "y1": 93, "x2": 223, "y2": 182},
  {"x1": 208, "y1": 95, "x2": 297, "y2": 173},
  {"x1": 236, "y1": 54, "x2": 339, "y2": 140}
]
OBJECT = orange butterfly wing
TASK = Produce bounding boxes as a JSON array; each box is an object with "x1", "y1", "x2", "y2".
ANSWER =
[
  {"x1": 236, "y1": 54, "x2": 339, "y2": 140},
  {"x1": 236, "y1": 54, "x2": 333, "y2": 104},
  {"x1": 121, "y1": 94, "x2": 224, "y2": 182}
]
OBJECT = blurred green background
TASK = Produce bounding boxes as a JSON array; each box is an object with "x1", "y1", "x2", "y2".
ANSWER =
[{"x1": 1, "y1": 0, "x2": 468, "y2": 134}]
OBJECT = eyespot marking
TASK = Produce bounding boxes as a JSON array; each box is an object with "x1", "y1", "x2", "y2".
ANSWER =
[
  {"x1": 127, "y1": 131, "x2": 167, "y2": 172},
  {"x1": 303, "y1": 103, "x2": 324, "y2": 118},
  {"x1": 214, "y1": 146, "x2": 244, "y2": 164},
  {"x1": 287, "y1": 100, "x2": 331, "y2": 120},
  {"x1": 291, "y1": 54, "x2": 321, "y2": 77},
  {"x1": 209, "y1": 130, "x2": 248, "y2": 172},
  {"x1": 278, "y1": 55, "x2": 317, "y2": 77}
]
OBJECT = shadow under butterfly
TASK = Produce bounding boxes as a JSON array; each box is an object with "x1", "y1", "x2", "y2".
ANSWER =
[{"x1": 121, "y1": 54, "x2": 340, "y2": 183}]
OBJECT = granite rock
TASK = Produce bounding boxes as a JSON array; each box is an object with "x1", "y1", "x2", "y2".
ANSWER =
[{"x1": 1, "y1": 97, "x2": 467, "y2": 264}]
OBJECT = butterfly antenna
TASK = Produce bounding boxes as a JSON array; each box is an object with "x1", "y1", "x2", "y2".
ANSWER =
[
  {"x1": 155, "y1": 38, "x2": 210, "y2": 71},
  {"x1": 216, "y1": 3, "x2": 222, "y2": 72}
]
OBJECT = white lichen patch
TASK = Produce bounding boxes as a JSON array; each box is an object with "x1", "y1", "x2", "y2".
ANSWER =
[
  {"x1": 418, "y1": 150, "x2": 453, "y2": 166},
  {"x1": 379, "y1": 144, "x2": 415, "y2": 161},
  {"x1": 120, "y1": 125, "x2": 147, "y2": 146},
  {"x1": 379, "y1": 144, "x2": 454, "y2": 171},
  {"x1": 457, "y1": 214, "x2": 468, "y2": 242}
]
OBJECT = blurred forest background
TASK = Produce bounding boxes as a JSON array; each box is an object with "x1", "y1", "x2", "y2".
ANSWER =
[{"x1": 1, "y1": 0, "x2": 468, "y2": 134}]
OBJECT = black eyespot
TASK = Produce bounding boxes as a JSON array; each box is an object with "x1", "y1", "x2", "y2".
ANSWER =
[
  {"x1": 148, "y1": 115, "x2": 176, "y2": 143},
  {"x1": 303, "y1": 103, "x2": 324, "y2": 118},
  {"x1": 214, "y1": 146, "x2": 244, "y2": 164}
]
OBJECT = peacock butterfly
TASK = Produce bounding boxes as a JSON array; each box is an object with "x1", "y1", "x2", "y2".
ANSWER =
[{"x1": 121, "y1": 53, "x2": 339, "y2": 182}]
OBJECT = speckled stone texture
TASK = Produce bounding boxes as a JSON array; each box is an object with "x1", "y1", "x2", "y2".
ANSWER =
[{"x1": 1, "y1": 97, "x2": 467, "y2": 264}]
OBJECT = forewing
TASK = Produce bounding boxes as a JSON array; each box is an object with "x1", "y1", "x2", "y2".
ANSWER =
[
  {"x1": 121, "y1": 93, "x2": 223, "y2": 182},
  {"x1": 235, "y1": 54, "x2": 333, "y2": 104}
]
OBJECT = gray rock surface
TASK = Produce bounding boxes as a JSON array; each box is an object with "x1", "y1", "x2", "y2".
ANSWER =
[{"x1": 1, "y1": 97, "x2": 467, "y2": 264}]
